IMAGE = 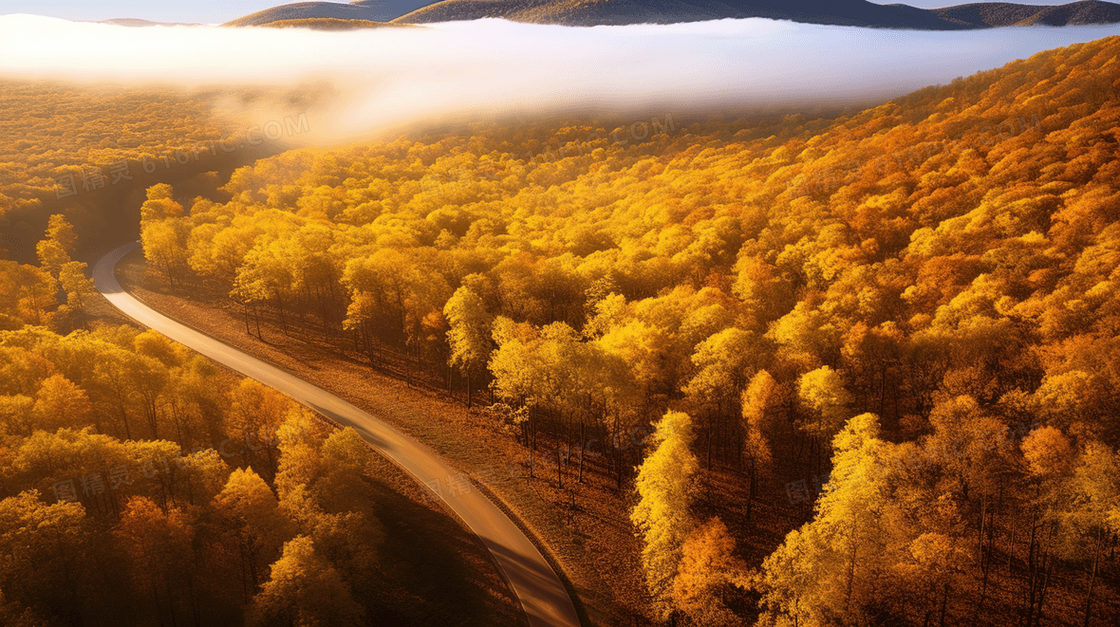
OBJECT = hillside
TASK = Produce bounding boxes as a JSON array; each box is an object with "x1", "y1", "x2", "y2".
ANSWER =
[
  {"x1": 132, "y1": 34, "x2": 1120, "y2": 625},
  {"x1": 391, "y1": 0, "x2": 1120, "y2": 27},
  {"x1": 226, "y1": 0, "x2": 432, "y2": 27},
  {"x1": 255, "y1": 17, "x2": 414, "y2": 29},
  {"x1": 224, "y1": 0, "x2": 1120, "y2": 28},
  {"x1": 392, "y1": 0, "x2": 963, "y2": 27},
  {"x1": 934, "y1": 0, "x2": 1120, "y2": 27}
]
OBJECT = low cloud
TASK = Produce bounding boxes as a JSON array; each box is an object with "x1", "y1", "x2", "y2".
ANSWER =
[{"x1": 1, "y1": 14, "x2": 1117, "y2": 142}]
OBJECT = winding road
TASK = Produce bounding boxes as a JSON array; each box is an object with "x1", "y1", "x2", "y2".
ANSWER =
[{"x1": 94, "y1": 241, "x2": 581, "y2": 627}]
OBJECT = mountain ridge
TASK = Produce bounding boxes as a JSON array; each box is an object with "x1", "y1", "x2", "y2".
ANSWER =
[
  {"x1": 392, "y1": 0, "x2": 1120, "y2": 28},
  {"x1": 226, "y1": 1, "x2": 429, "y2": 26},
  {"x1": 224, "y1": 0, "x2": 1120, "y2": 29},
  {"x1": 931, "y1": 0, "x2": 1120, "y2": 26}
]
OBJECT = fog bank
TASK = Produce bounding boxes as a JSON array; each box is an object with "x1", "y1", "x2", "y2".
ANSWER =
[{"x1": 1, "y1": 14, "x2": 1116, "y2": 141}]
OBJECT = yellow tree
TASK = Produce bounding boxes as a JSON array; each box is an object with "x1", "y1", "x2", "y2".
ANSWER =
[
  {"x1": 32, "y1": 375, "x2": 91, "y2": 433},
  {"x1": 756, "y1": 413, "x2": 893, "y2": 626},
  {"x1": 122, "y1": 352, "x2": 169, "y2": 440},
  {"x1": 897, "y1": 532, "x2": 970, "y2": 627},
  {"x1": 229, "y1": 379, "x2": 291, "y2": 480},
  {"x1": 0, "y1": 491, "x2": 90, "y2": 625},
  {"x1": 248, "y1": 535, "x2": 365, "y2": 627},
  {"x1": 213, "y1": 467, "x2": 293, "y2": 600},
  {"x1": 0, "y1": 395, "x2": 34, "y2": 437},
  {"x1": 272, "y1": 406, "x2": 378, "y2": 579},
  {"x1": 1055, "y1": 442, "x2": 1120, "y2": 627},
  {"x1": 924, "y1": 394, "x2": 1010, "y2": 587},
  {"x1": 1018, "y1": 425, "x2": 1076, "y2": 626},
  {"x1": 631, "y1": 410, "x2": 698, "y2": 621},
  {"x1": 188, "y1": 218, "x2": 258, "y2": 287},
  {"x1": 141, "y1": 219, "x2": 190, "y2": 286},
  {"x1": 683, "y1": 327, "x2": 757, "y2": 470},
  {"x1": 114, "y1": 497, "x2": 194, "y2": 626},
  {"x1": 8, "y1": 264, "x2": 57, "y2": 327},
  {"x1": 233, "y1": 240, "x2": 296, "y2": 333},
  {"x1": 139, "y1": 185, "x2": 188, "y2": 285},
  {"x1": 35, "y1": 214, "x2": 78, "y2": 284},
  {"x1": 139, "y1": 184, "x2": 183, "y2": 224},
  {"x1": 798, "y1": 365, "x2": 853, "y2": 474},
  {"x1": 45, "y1": 214, "x2": 78, "y2": 256},
  {"x1": 299, "y1": 427, "x2": 383, "y2": 599},
  {"x1": 34, "y1": 239, "x2": 69, "y2": 279},
  {"x1": 443, "y1": 285, "x2": 492, "y2": 408},
  {"x1": 671, "y1": 517, "x2": 749, "y2": 625},
  {"x1": 742, "y1": 369, "x2": 781, "y2": 523},
  {"x1": 57, "y1": 262, "x2": 96, "y2": 330},
  {"x1": 274, "y1": 407, "x2": 323, "y2": 504},
  {"x1": 489, "y1": 316, "x2": 544, "y2": 449}
]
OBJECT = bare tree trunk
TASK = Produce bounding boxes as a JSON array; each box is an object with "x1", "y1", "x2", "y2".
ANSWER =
[
  {"x1": 747, "y1": 454, "x2": 756, "y2": 525},
  {"x1": 615, "y1": 411, "x2": 623, "y2": 491},
  {"x1": 938, "y1": 582, "x2": 949, "y2": 627},
  {"x1": 579, "y1": 421, "x2": 585, "y2": 484},
  {"x1": 166, "y1": 577, "x2": 179, "y2": 627},
  {"x1": 843, "y1": 533, "x2": 858, "y2": 616},
  {"x1": 1026, "y1": 518, "x2": 1038, "y2": 627},
  {"x1": 706, "y1": 410, "x2": 713, "y2": 471},
  {"x1": 1083, "y1": 527, "x2": 1104, "y2": 627}
]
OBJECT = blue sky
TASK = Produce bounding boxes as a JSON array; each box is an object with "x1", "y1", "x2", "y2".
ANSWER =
[
  {"x1": 0, "y1": 1, "x2": 281, "y2": 23},
  {"x1": 0, "y1": 1, "x2": 1070, "y2": 25}
]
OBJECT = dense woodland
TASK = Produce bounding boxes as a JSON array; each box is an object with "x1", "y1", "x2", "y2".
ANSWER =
[
  {"x1": 0, "y1": 82, "x2": 244, "y2": 217},
  {"x1": 0, "y1": 210, "x2": 518, "y2": 625},
  {"x1": 0, "y1": 82, "x2": 304, "y2": 266},
  {"x1": 3, "y1": 31, "x2": 1120, "y2": 627},
  {"x1": 132, "y1": 34, "x2": 1120, "y2": 625}
]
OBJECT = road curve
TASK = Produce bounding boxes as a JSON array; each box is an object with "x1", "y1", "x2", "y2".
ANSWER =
[{"x1": 94, "y1": 241, "x2": 581, "y2": 627}]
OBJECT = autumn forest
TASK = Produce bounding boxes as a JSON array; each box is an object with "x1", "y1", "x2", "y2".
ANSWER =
[{"x1": 2, "y1": 30, "x2": 1120, "y2": 627}]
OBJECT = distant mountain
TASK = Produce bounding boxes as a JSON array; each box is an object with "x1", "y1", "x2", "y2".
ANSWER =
[
  {"x1": 254, "y1": 17, "x2": 415, "y2": 29},
  {"x1": 392, "y1": 0, "x2": 957, "y2": 28},
  {"x1": 225, "y1": 1, "x2": 431, "y2": 26},
  {"x1": 931, "y1": 1, "x2": 1120, "y2": 27},
  {"x1": 224, "y1": 0, "x2": 1120, "y2": 29},
  {"x1": 394, "y1": 0, "x2": 1120, "y2": 27}
]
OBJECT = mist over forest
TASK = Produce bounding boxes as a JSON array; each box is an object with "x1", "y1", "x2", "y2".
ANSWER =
[{"x1": 2, "y1": 15, "x2": 1118, "y2": 139}]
